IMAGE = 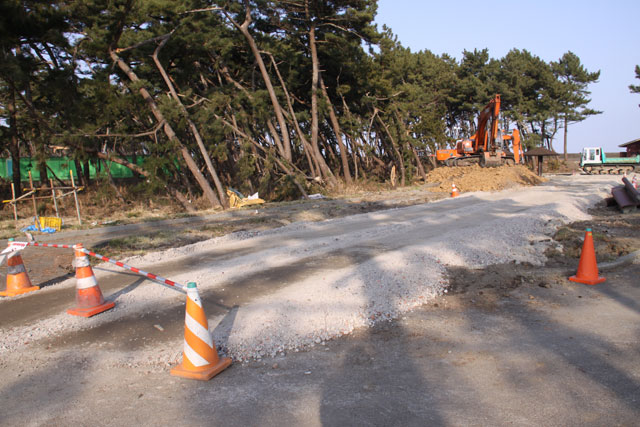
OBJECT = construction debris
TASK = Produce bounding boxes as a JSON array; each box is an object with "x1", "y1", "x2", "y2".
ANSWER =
[
  {"x1": 611, "y1": 177, "x2": 640, "y2": 213},
  {"x1": 226, "y1": 189, "x2": 265, "y2": 208}
]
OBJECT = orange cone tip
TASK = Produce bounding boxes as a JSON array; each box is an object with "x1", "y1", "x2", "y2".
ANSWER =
[
  {"x1": 171, "y1": 282, "x2": 231, "y2": 381},
  {"x1": 569, "y1": 228, "x2": 606, "y2": 286}
]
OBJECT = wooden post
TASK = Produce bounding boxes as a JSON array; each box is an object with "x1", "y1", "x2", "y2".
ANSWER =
[
  {"x1": 537, "y1": 156, "x2": 544, "y2": 176},
  {"x1": 50, "y1": 178, "x2": 59, "y2": 218},
  {"x1": 70, "y1": 169, "x2": 82, "y2": 225},
  {"x1": 28, "y1": 171, "x2": 38, "y2": 220},
  {"x1": 10, "y1": 182, "x2": 17, "y2": 221}
]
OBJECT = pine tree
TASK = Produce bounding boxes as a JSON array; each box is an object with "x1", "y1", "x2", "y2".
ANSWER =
[
  {"x1": 552, "y1": 52, "x2": 601, "y2": 160},
  {"x1": 630, "y1": 65, "x2": 640, "y2": 107}
]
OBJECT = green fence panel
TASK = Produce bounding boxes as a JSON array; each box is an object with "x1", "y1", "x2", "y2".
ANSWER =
[
  {"x1": 0, "y1": 157, "x2": 146, "y2": 182},
  {"x1": 0, "y1": 159, "x2": 8, "y2": 179}
]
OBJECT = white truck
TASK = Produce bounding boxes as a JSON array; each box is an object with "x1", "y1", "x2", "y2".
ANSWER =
[{"x1": 580, "y1": 147, "x2": 640, "y2": 174}]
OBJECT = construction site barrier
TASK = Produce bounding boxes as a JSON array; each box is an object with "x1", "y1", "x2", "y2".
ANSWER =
[
  {"x1": 1, "y1": 241, "x2": 228, "y2": 379},
  {"x1": 18, "y1": 241, "x2": 187, "y2": 293}
]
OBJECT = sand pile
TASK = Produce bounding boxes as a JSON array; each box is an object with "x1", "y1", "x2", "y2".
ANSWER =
[{"x1": 426, "y1": 165, "x2": 545, "y2": 193}]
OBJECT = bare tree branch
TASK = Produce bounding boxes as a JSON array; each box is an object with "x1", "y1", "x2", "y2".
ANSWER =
[
  {"x1": 115, "y1": 34, "x2": 172, "y2": 54},
  {"x1": 55, "y1": 121, "x2": 164, "y2": 139},
  {"x1": 180, "y1": 6, "x2": 223, "y2": 15}
]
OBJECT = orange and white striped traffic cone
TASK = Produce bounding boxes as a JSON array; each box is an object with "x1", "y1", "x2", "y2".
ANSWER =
[
  {"x1": 171, "y1": 282, "x2": 231, "y2": 381},
  {"x1": 451, "y1": 183, "x2": 460, "y2": 198},
  {"x1": 0, "y1": 240, "x2": 39, "y2": 297},
  {"x1": 67, "y1": 243, "x2": 115, "y2": 317}
]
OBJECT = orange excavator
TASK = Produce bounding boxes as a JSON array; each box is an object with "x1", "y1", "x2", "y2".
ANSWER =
[{"x1": 436, "y1": 94, "x2": 523, "y2": 167}]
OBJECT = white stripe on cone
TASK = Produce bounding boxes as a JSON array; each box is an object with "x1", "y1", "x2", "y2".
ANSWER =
[
  {"x1": 74, "y1": 256, "x2": 91, "y2": 267},
  {"x1": 76, "y1": 275, "x2": 98, "y2": 290},
  {"x1": 188, "y1": 288, "x2": 203, "y2": 308},
  {"x1": 183, "y1": 339, "x2": 211, "y2": 367},
  {"x1": 185, "y1": 313, "x2": 214, "y2": 348}
]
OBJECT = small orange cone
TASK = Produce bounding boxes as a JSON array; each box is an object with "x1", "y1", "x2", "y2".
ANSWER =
[
  {"x1": 171, "y1": 282, "x2": 231, "y2": 381},
  {"x1": 569, "y1": 228, "x2": 606, "y2": 286},
  {"x1": 0, "y1": 239, "x2": 39, "y2": 297},
  {"x1": 67, "y1": 243, "x2": 115, "y2": 317},
  {"x1": 451, "y1": 183, "x2": 460, "y2": 198}
]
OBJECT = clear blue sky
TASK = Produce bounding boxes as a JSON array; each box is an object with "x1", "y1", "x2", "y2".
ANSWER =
[{"x1": 374, "y1": 0, "x2": 640, "y2": 154}]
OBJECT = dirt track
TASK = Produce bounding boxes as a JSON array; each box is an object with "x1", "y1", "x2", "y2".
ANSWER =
[{"x1": 1, "y1": 173, "x2": 639, "y2": 425}]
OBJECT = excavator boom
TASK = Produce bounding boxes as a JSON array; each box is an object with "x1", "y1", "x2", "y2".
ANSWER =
[{"x1": 473, "y1": 94, "x2": 500, "y2": 153}]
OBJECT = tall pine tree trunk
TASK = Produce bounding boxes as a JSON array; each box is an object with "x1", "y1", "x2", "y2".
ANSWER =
[
  {"x1": 307, "y1": 22, "x2": 336, "y2": 185},
  {"x1": 394, "y1": 109, "x2": 427, "y2": 182},
  {"x1": 8, "y1": 87, "x2": 21, "y2": 196},
  {"x1": 152, "y1": 37, "x2": 228, "y2": 208},
  {"x1": 266, "y1": 53, "x2": 319, "y2": 178},
  {"x1": 226, "y1": 2, "x2": 292, "y2": 162},
  {"x1": 109, "y1": 48, "x2": 222, "y2": 210},
  {"x1": 563, "y1": 112, "x2": 569, "y2": 162},
  {"x1": 318, "y1": 67, "x2": 352, "y2": 184},
  {"x1": 377, "y1": 116, "x2": 406, "y2": 186}
]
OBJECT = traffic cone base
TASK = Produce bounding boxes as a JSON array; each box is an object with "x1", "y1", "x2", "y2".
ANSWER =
[
  {"x1": 67, "y1": 300, "x2": 115, "y2": 317},
  {"x1": 171, "y1": 356, "x2": 232, "y2": 381},
  {"x1": 0, "y1": 286, "x2": 40, "y2": 297},
  {"x1": 0, "y1": 285, "x2": 40, "y2": 297},
  {"x1": 569, "y1": 275, "x2": 606, "y2": 286}
]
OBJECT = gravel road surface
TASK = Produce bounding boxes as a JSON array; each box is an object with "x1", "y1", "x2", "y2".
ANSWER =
[
  {"x1": 3, "y1": 174, "x2": 639, "y2": 426},
  {"x1": 0, "y1": 175, "x2": 616, "y2": 363}
]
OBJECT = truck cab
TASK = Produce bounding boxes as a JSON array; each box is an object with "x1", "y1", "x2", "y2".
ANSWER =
[{"x1": 581, "y1": 147, "x2": 603, "y2": 167}]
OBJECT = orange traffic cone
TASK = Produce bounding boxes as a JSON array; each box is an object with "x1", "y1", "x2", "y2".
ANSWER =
[
  {"x1": 451, "y1": 183, "x2": 460, "y2": 198},
  {"x1": 0, "y1": 239, "x2": 39, "y2": 297},
  {"x1": 67, "y1": 243, "x2": 115, "y2": 317},
  {"x1": 569, "y1": 228, "x2": 606, "y2": 285},
  {"x1": 171, "y1": 282, "x2": 232, "y2": 381}
]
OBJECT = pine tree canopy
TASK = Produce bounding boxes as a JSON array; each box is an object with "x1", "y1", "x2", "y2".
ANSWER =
[{"x1": 0, "y1": 0, "x2": 603, "y2": 204}]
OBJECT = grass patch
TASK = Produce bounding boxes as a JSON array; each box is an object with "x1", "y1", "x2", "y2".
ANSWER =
[{"x1": 95, "y1": 232, "x2": 180, "y2": 258}]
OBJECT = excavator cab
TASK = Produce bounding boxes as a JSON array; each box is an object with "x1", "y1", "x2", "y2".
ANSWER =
[{"x1": 459, "y1": 139, "x2": 474, "y2": 154}]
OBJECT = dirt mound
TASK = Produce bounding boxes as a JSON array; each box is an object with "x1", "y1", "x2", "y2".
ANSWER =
[{"x1": 426, "y1": 165, "x2": 545, "y2": 193}]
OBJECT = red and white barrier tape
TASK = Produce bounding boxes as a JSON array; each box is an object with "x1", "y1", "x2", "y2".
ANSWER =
[
  {"x1": 29, "y1": 242, "x2": 72, "y2": 250},
  {"x1": 8, "y1": 241, "x2": 186, "y2": 293}
]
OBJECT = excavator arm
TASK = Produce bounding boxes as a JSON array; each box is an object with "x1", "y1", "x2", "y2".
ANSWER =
[{"x1": 472, "y1": 94, "x2": 501, "y2": 153}]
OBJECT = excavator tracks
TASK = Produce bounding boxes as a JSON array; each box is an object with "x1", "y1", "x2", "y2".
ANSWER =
[
  {"x1": 582, "y1": 165, "x2": 636, "y2": 175},
  {"x1": 444, "y1": 156, "x2": 516, "y2": 168}
]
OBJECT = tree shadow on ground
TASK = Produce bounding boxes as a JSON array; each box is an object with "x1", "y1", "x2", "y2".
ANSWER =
[{"x1": 0, "y1": 350, "x2": 89, "y2": 425}]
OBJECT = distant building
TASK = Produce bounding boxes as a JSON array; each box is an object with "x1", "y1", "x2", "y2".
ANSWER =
[{"x1": 619, "y1": 138, "x2": 640, "y2": 156}]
